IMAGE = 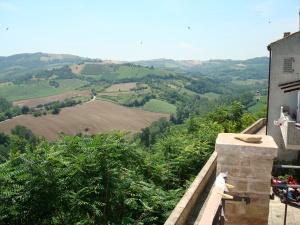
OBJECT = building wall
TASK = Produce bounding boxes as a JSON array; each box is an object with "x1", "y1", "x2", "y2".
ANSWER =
[{"x1": 267, "y1": 33, "x2": 300, "y2": 161}]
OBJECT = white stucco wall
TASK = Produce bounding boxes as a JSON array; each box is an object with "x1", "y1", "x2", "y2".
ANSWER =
[{"x1": 267, "y1": 32, "x2": 300, "y2": 161}]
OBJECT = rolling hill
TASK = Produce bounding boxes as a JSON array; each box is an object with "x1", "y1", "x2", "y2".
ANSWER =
[
  {"x1": 134, "y1": 57, "x2": 269, "y2": 80},
  {"x1": 0, "y1": 53, "x2": 88, "y2": 82}
]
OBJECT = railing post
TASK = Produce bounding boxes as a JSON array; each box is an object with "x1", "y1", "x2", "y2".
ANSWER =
[{"x1": 215, "y1": 133, "x2": 278, "y2": 225}]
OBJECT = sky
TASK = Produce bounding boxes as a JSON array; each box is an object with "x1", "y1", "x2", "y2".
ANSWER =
[{"x1": 0, "y1": 0, "x2": 300, "y2": 60}]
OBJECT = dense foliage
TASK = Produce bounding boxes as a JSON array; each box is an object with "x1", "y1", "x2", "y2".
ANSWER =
[
  {"x1": 0, "y1": 102, "x2": 259, "y2": 224},
  {"x1": 0, "y1": 97, "x2": 22, "y2": 122},
  {"x1": 0, "y1": 125, "x2": 39, "y2": 163}
]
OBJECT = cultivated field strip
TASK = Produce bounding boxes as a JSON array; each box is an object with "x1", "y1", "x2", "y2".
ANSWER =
[
  {"x1": 0, "y1": 100, "x2": 168, "y2": 140},
  {"x1": 13, "y1": 90, "x2": 91, "y2": 107}
]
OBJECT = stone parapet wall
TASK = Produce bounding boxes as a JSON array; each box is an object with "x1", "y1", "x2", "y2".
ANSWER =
[
  {"x1": 241, "y1": 118, "x2": 266, "y2": 134},
  {"x1": 164, "y1": 152, "x2": 217, "y2": 225}
]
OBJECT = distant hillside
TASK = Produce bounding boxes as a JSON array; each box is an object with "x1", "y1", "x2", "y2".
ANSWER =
[
  {"x1": 0, "y1": 53, "x2": 269, "y2": 83},
  {"x1": 79, "y1": 63, "x2": 175, "y2": 82},
  {"x1": 134, "y1": 58, "x2": 202, "y2": 70},
  {"x1": 134, "y1": 57, "x2": 269, "y2": 80},
  {"x1": 0, "y1": 53, "x2": 88, "y2": 82},
  {"x1": 0, "y1": 52, "x2": 85, "y2": 69},
  {"x1": 0, "y1": 52, "x2": 267, "y2": 126}
]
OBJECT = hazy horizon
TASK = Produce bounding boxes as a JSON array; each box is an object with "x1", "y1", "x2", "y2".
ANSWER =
[
  {"x1": 1, "y1": 0, "x2": 299, "y2": 60},
  {"x1": 0, "y1": 51, "x2": 270, "y2": 61}
]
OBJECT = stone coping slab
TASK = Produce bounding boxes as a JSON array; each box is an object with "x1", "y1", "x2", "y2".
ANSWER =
[{"x1": 216, "y1": 133, "x2": 278, "y2": 158}]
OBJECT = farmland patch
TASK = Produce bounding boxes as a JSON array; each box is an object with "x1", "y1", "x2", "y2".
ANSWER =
[{"x1": 0, "y1": 100, "x2": 168, "y2": 140}]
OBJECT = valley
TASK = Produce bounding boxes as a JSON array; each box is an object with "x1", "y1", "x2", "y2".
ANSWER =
[
  {"x1": 0, "y1": 53, "x2": 269, "y2": 225},
  {"x1": 0, "y1": 52, "x2": 268, "y2": 141}
]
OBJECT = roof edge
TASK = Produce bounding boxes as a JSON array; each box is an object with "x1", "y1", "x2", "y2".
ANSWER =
[{"x1": 268, "y1": 31, "x2": 300, "y2": 49}]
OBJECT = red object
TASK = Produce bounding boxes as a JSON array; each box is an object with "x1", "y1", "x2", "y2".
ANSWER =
[{"x1": 287, "y1": 176, "x2": 297, "y2": 185}]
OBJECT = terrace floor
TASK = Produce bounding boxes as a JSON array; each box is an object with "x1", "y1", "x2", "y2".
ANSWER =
[{"x1": 268, "y1": 195, "x2": 300, "y2": 225}]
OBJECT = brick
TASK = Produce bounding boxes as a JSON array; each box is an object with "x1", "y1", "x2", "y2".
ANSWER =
[
  {"x1": 217, "y1": 165, "x2": 240, "y2": 177},
  {"x1": 226, "y1": 216, "x2": 268, "y2": 225},
  {"x1": 250, "y1": 158, "x2": 273, "y2": 171},
  {"x1": 240, "y1": 157, "x2": 251, "y2": 167},
  {"x1": 247, "y1": 193, "x2": 270, "y2": 205},
  {"x1": 245, "y1": 204, "x2": 269, "y2": 217},
  {"x1": 239, "y1": 167, "x2": 272, "y2": 180},
  {"x1": 217, "y1": 154, "x2": 240, "y2": 166},
  {"x1": 225, "y1": 202, "x2": 246, "y2": 215},
  {"x1": 248, "y1": 181, "x2": 271, "y2": 194},
  {"x1": 226, "y1": 178, "x2": 248, "y2": 193}
]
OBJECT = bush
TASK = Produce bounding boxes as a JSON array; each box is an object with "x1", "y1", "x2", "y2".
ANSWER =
[
  {"x1": 21, "y1": 106, "x2": 30, "y2": 114},
  {"x1": 33, "y1": 111, "x2": 42, "y2": 117},
  {"x1": 51, "y1": 107, "x2": 60, "y2": 115}
]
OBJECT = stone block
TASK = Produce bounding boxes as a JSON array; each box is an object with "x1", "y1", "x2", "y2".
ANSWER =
[
  {"x1": 248, "y1": 181, "x2": 271, "y2": 194},
  {"x1": 250, "y1": 158, "x2": 274, "y2": 171},
  {"x1": 240, "y1": 157, "x2": 251, "y2": 167},
  {"x1": 217, "y1": 165, "x2": 240, "y2": 177},
  {"x1": 245, "y1": 204, "x2": 269, "y2": 217},
  {"x1": 217, "y1": 154, "x2": 240, "y2": 166},
  {"x1": 216, "y1": 133, "x2": 278, "y2": 158},
  {"x1": 225, "y1": 177, "x2": 248, "y2": 193},
  {"x1": 226, "y1": 216, "x2": 268, "y2": 225},
  {"x1": 247, "y1": 193, "x2": 270, "y2": 205},
  {"x1": 225, "y1": 201, "x2": 246, "y2": 215},
  {"x1": 239, "y1": 167, "x2": 272, "y2": 180}
]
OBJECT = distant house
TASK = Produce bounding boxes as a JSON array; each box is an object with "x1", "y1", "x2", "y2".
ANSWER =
[{"x1": 267, "y1": 29, "x2": 300, "y2": 161}]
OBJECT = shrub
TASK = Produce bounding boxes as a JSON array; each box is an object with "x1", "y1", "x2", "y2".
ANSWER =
[
  {"x1": 33, "y1": 111, "x2": 42, "y2": 117},
  {"x1": 51, "y1": 107, "x2": 60, "y2": 115},
  {"x1": 21, "y1": 106, "x2": 30, "y2": 114}
]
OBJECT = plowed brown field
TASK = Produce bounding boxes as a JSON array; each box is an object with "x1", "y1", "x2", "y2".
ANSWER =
[
  {"x1": 13, "y1": 90, "x2": 91, "y2": 107},
  {"x1": 0, "y1": 100, "x2": 168, "y2": 140}
]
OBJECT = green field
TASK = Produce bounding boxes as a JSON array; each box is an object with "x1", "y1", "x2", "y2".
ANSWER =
[
  {"x1": 201, "y1": 92, "x2": 220, "y2": 100},
  {"x1": 232, "y1": 79, "x2": 267, "y2": 86},
  {"x1": 248, "y1": 96, "x2": 267, "y2": 114},
  {"x1": 81, "y1": 64, "x2": 171, "y2": 81},
  {"x1": 0, "y1": 79, "x2": 87, "y2": 101},
  {"x1": 142, "y1": 99, "x2": 176, "y2": 114},
  {"x1": 99, "y1": 93, "x2": 135, "y2": 105},
  {"x1": 179, "y1": 88, "x2": 198, "y2": 97}
]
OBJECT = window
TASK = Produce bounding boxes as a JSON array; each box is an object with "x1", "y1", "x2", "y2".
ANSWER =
[{"x1": 283, "y1": 57, "x2": 295, "y2": 73}]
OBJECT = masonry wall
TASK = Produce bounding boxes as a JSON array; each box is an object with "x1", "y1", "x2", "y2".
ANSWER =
[
  {"x1": 267, "y1": 33, "x2": 300, "y2": 160},
  {"x1": 216, "y1": 133, "x2": 278, "y2": 225}
]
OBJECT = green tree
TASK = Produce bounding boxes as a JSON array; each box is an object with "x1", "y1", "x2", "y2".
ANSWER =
[
  {"x1": 21, "y1": 106, "x2": 30, "y2": 114},
  {"x1": 52, "y1": 107, "x2": 60, "y2": 115}
]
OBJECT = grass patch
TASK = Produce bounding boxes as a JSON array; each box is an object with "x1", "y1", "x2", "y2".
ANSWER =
[
  {"x1": 142, "y1": 99, "x2": 176, "y2": 114},
  {"x1": 179, "y1": 88, "x2": 198, "y2": 97},
  {"x1": 81, "y1": 64, "x2": 171, "y2": 81},
  {"x1": 248, "y1": 96, "x2": 267, "y2": 113},
  {"x1": 0, "y1": 79, "x2": 87, "y2": 101},
  {"x1": 201, "y1": 92, "x2": 220, "y2": 100},
  {"x1": 100, "y1": 93, "x2": 135, "y2": 105},
  {"x1": 232, "y1": 79, "x2": 267, "y2": 85}
]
